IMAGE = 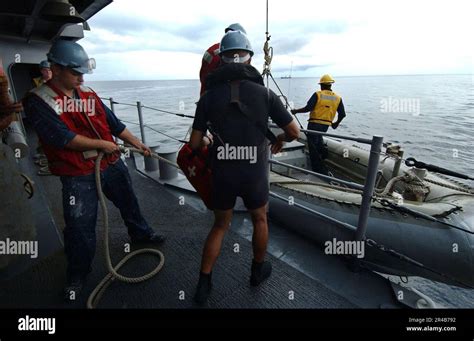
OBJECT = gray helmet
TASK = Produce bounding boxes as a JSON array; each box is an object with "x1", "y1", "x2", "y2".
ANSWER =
[
  {"x1": 219, "y1": 31, "x2": 253, "y2": 56},
  {"x1": 47, "y1": 39, "x2": 96, "y2": 74},
  {"x1": 225, "y1": 23, "x2": 247, "y2": 35},
  {"x1": 39, "y1": 60, "x2": 50, "y2": 69}
]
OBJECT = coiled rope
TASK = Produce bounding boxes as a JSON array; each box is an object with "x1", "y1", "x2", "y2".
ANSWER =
[{"x1": 87, "y1": 147, "x2": 178, "y2": 309}]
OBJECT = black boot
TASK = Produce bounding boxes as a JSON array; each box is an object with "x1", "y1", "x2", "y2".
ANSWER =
[
  {"x1": 194, "y1": 272, "x2": 212, "y2": 305},
  {"x1": 250, "y1": 260, "x2": 272, "y2": 286}
]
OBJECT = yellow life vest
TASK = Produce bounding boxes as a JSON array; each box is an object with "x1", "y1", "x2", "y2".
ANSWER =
[
  {"x1": 309, "y1": 90, "x2": 341, "y2": 125},
  {"x1": 33, "y1": 77, "x2": 44, "y2": 88}
]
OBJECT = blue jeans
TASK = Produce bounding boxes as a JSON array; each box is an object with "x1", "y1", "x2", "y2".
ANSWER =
[
  {"x1": 307, "y1": 122, "x2": 329, "y2": 175},
  {"x1": 60, "y1": 159, "x2": 152, "y2": 281}
]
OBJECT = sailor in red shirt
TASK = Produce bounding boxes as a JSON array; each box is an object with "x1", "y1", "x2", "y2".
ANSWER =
[
  {"x1": 23, "y1": 40, "x2": 165, "y2": 301},
  {"x1": 199, "y1": 23, "x2": 247, "y2": 96}
]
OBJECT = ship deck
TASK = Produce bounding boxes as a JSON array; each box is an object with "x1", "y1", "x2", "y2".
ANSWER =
[{"x1": 0, "y1": 126, "x2": 360, "y2": 309}]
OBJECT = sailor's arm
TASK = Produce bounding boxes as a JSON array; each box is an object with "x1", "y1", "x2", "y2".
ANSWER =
[
  {"x1": 269, "y1": 90, "x2": 300, "y2": 153},
  {"x1": 0, "y1": 102, "x2": 23, "y2": 130},
  {"x1": 96, "y1": 99, "x2": 150, "y2": 156},
  {"x1": 278, "y1": 120, "x2": 300, "y2": 142},
  {"x1": 331, "y1": 99, "x2": 346, "y2": 129},
  {"x1": 291, "y1": 93, "x2": 317, "y2": 115},
  {"x1": 23, "y1": 94, "x2": 79, "y2": 149},
  {"x1": 0, "y1": 102, "x2": 23, "y2": 117},
  {"x1": 66, "y1": 135, "x2": 118, "y2": 153},
  {"x1": 117, "y1": 128, "x2": 151, "y2": 156},
  {"x1": 190, "y1": 129, "x2": 204, "y2": 150},
  {"x1": 190, "y1": 96, "x2": 208, "y2": 150},
  {"x1": 291, "y1": 107, "x2": 308, "y2": 115},
  {"x1": 24, "y1": 94, "x2": 120, "y2": 154},
  {"x1": 272, "y1": 120, "x2": 300, "y2": 154}
]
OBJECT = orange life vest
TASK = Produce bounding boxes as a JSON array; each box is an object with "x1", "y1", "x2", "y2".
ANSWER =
[{"x1": 30, "y1": 82, "x2": 119, "y2": 176}]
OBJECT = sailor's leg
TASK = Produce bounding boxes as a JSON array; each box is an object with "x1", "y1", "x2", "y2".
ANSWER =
[
  {"x1": 61, "y1": 174, "x2": 98, "y2": 282},
  {"x1": 248, "y1": 204, "x2": 272, "y2": 286},
  {"x1": 307, "y1": 123, "x2": 323, "y2": 172},
  {"x1": 249, "y1": 204, "x2": 269, "y2": 262},
  {"x1": 101, "y1": 159, "x2": 152, "y2": 239},
  {"x1": 199, "y1": 209, "x2": 234, "y2": 274},
  {"x1": 195, "y1": 209, "x2": 232, "y2": 305},
  {"x1": 307, "y1": 123, "x2": 329, "y2": 175},
  {"x1": 314, "y1": 124, "x2": 329, "y2": 158}
]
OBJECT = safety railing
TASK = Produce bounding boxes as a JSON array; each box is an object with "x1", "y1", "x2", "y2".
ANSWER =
[
  {"x1": 104, "y1": 97, "x2": 383, "y2": 243},
  {"x1": 269, "y1": 123, "x2": 384, "y2": 242},
  {"x1": 103, "y1": 97, "x2": 189, "y2": 144}
]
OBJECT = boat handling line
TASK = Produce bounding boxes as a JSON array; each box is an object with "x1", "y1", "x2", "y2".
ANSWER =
[
  {"x1": 120, "y1": 146, "x2": 179, "y2": 169},
  {"x1": 87, "y1": 149, "x2": 167, "y2": 309}
]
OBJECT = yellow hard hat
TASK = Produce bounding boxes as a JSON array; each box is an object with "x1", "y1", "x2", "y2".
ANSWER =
[{"x1": 319, "y1": 74, "x2": 335, "y2": 84}]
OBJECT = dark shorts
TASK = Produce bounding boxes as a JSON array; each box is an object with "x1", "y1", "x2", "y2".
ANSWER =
[{"x1": 211, "y1": 163, "x2": 269, "y2": 211}]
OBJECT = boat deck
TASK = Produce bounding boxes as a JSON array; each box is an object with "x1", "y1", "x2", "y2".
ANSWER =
[{"x1": 0, "y1": 132, "x2": 358, "y2": 308}]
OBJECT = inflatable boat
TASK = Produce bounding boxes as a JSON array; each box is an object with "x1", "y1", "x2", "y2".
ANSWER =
[{"x1": 268, "y1": 132, "x2": 474, "y2": 288}]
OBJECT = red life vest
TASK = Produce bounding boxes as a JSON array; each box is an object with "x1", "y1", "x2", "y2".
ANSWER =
[
  {"x1": 199, "y1": 43, "x2": 221, "y2": 96},
  {"x1": 30, "y1": 82, "x2": 119, "y2": 176},
  {"x1": 177, "y1": 143, "x2": 213, "y2": 209}
]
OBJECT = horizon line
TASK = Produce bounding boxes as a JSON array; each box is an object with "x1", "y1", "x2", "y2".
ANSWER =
[{"x1": 88, "y1": 73, "x2": 472, "y2": 82}]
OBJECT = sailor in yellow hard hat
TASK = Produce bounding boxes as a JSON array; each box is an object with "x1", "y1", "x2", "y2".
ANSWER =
[
  {"x1": 33, "y1": 60, "x2": 52, "y2": 87},
  {"x1": 291, "y1": 74, "x2": 346, "y2": 175}
]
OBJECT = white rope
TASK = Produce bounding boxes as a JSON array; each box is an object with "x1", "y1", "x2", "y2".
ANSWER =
[
  {"x1": 424, "y1": 177, "x2": 474, "y2": 195},
  {"x1": 375, "y1": 174, "x2": 407, "y2": 196},
  {"x1": 87, "y1": 149, "x2": 166, "y2": 309},
  {"x1": 122, "y1": 146, "x2": 180, "y2": 169},
  {"x1": 262, "y1": 0, "x2": 273, "y2": 76}
]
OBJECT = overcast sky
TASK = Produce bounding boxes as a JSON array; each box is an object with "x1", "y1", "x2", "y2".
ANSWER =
[{"x1": 81, "y1": 0, "x2": 474, "y2": 81}]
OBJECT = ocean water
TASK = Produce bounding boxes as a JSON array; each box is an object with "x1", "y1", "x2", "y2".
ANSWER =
[
  {"x1": 88, "y1": 74, "x2": 474, "y2": 308},
  {"x1": 89, "y1": 74, "x2": 474, "y2": 177}
]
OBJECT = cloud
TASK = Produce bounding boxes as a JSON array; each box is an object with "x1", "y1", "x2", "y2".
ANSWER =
[
  {"x1": 90, "y1": 12, "x2": 220, "y2": 41},
  {"x1": 303, "y1": 21, "x2": 348, "y2": 35},
  {"x1": 82, "y1": 29, "x2": 205, "y2": 55},
  {"x1": 266, "y1": 20, "x2": 348, "y2": 55},
  {"x1": 272, "y1": 64, "x2": 332, "y2": 73},
  {"x1": 80, "y1": 0, "x2": 473, "y2": 80},
  {"x1": 86, "y1": 12, "x2": 226, "y2": 55},
  {"x1": 272, "y1": 37, "x2": 312, "y2": 55}
]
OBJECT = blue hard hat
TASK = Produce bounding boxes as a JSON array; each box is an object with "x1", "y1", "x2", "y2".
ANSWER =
[
  {"x1": 39, "y1": 60, "x2": 50, "y2": 69},
  {"x1": 225, "y1": 23, "x2": 247, "y2": 35},
  {"x1": 219, "y1": 31, "x2": 253, "y2": 56},
  {"x1": 47, "y1": 39, "x2": 96, "y2": 74}
]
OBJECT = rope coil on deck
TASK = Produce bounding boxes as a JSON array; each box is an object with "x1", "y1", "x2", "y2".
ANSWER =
[{"x1": 87, "y1": 149, "x2": 169, "y2": 309}]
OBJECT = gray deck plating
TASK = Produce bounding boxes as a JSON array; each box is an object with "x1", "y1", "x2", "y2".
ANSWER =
[{"x1": 0, "y1": 148, "x2": 357, "y2": 309}]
